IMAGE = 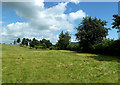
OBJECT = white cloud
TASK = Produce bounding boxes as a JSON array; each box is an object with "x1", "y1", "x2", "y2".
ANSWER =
[
  {"x1": 68, "y1": 10, "x2": 86, "y2": 22},
  {"x1": 69, "y1": 0, "x2": 81, "y2": 4},
  {"x1": 2, "y1": 1, "x2": 86, "y2": 44}
]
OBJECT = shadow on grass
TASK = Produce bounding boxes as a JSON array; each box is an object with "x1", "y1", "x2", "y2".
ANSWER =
[
  {"x1": 87, "y1": 55, "x2": 119, "y2": 62},
  {"x1": 72, "y1": 50, "x2": 119, "y2": 62}
]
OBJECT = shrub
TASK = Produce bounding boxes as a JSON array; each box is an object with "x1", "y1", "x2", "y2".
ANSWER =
[
  {"x1": 49, "y1": 46, "x2": 55, "y2": 50},
  {"x1": 42, "y1": 43, "x2": 47, "y2": 49},
  {"x1": 20, "y1": 44, "x2": 23, "y2": 47},
  {"x1": 92, "y1": 39, "x2": 120, "y2": 56},
  {"x1": 35, "y1": 46, "x2": 46, "y2": 49},
  {"x1": 67, "y1": 44, "x2": 79, "y2": 51}
]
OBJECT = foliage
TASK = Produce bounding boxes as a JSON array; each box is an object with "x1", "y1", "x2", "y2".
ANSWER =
[
  {"x1": 75, "y1": 16, "x2": 110, "y2": 52},
  {"x1": 21, "y1": 38, "x2": 26, "y2": 46},
  {"x1": 35, "y1": 46, "x2": 43, "y2": 49},
  {"x1": 13, "y1": 40, "x2": 16, "y2": 45},
  {"x1": 17, "y1": 38, "x2": 52, "y2": 49},
  {"x1": 67, "y1": 43, "x2": 79, "y2": 51},
  {"x1": 56, "y1": 31, "x2": 71, "y2": 50},
  {"x1": 112, "y1": 14, "x2": 120, "y2": 32},
  {"x1": 17, "y1": 38, "x2": 21, "y2": 44},
  {"x1": 41, "y1": 39, "x2": 52, "y2": 48},
  {"x1": 49, "y1": 45, "x2": 55, "y2": 50},
  {"x1": 92, "y1": 39, "x2": 120, "y2": 56},
  {"x1": 42, "y1": 43, "x2": 47, "y2": 49}
]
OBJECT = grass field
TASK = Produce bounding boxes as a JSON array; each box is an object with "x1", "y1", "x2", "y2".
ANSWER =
[{"x1": 2, "y1": 44, "x2": 119, "y2": 83}]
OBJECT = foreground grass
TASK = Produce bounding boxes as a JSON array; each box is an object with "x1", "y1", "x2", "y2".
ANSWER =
[{"x1": 2, "y1": 44, "x2": 119, "y2": 83}]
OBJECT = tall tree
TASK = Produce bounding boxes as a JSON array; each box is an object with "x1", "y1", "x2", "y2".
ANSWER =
[
  {"x1": 112, "y1": 14, "x2": 120, "y2": 32},
  {"x1": 56, "y1": 31, "x2": 71, "y2": 50},
  {"x1": 75, "y1": 16, "x2": 110, "y2": 51}
]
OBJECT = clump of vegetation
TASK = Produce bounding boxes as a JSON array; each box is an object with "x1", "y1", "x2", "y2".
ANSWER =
[
  {"x1": 14, "y1": 38, "x2": 52, "y2": 49},
  {"x1": 75, "y1": 16, "x2": 110, "y2": 52},
  {"x1": 112, "y1": 14, "x2": 120, "y2": 32},
  {"x1": 67, "y1": 43, "x2": 79, "y2": 51},
  {"x1": 56, "y1": 31, "x2": 71, "y2": 50},
  {"x1": 92, "y1": 39, "x2": 120, "y2": 56},
  {"x1": 49, "y1": 45, "x2": 56, "y2": 50}
]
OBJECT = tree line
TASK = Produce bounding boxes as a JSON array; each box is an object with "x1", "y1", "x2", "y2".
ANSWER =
[
  {"x1": 13, "y1": 14, "x2": 120, "y2": 56},
  {"x1": 14, "y1": 38, "x2": 52, "y2": 49}
]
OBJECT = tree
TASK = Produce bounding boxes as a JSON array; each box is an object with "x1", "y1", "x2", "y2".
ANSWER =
[
  {"x1": 75, "y1": 16, "x2": 110, "y2": 51},
  {"x1": 112, "y1": 14, "x2": 120, "y2": 32},
  {"x1": 21, "y1": 38, "x2": 26, "y2": 45},
  {"x1": 42, "y1": 43, "x2": 47, "y2": 49},
  {"x1": 26, "y1": 38, "x2": 31, "y2": 45},
  {"x1": 56, "y1": 31, "x2": 71, "y2": 50},
  {"x1": 41, "y1": 39, "x2": 52, "y2": 48},
  {"x1": 17, "y1": 38, "x2": 21, "y2": 44},
  {"x1": 30, "y1": 41, "x2": 35, "y2": 48},
  {"x1": 25, "y1": 40, "x2": 28, "y2": 46},
  {"x1": 14, "y1": 40, "x2": 16, "y2": 45}
]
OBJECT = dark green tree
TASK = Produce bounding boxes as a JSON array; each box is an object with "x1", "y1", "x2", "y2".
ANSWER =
[
  {"x1": 41, "y1": 39, "x2": 52, "y2": 48},
  {"x1": 17, "y1": 38, "x2": 21, "y2": 44},
  {"x1": 25, "y1": 40, "x2": 28, "y2": 46},
  {"x1": 21, "y1": 38, "x2": 26, "y2": 45},
  {"x1": 112, "y1": 14, "x2": 120, "y2": 32},
  {"x1": 75, "y1": 16, "x2": 110, "y2": 51},
  {"x1": 56, "y1": 31, "x2": 71, "y2": 50},
  {"x1": 42, "y1": 43, "x2": 47, "y2": 49},
  {"x1": 13, "y1": 40, "x2": 16, "y2": 45},
  {"x1": 30, "y1": 41, "x2": 34, "y2": 48}
]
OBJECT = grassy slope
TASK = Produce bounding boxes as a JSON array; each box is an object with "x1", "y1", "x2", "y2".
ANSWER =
[{"x1": 2, "y1": 44, "x2": 119, "y2": 83}]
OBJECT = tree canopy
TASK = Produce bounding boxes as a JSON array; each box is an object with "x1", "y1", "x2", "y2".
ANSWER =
[
  {"x1": 75, "y1": 16, "x2": 110, "y2": 51},
  {"x1": 112, "y1": 14, "x2": 120, "y2": 32},
  {"x1": 56, "y1": 31, "x2": 71, "y2": 50},
  {"x1": 17, "y1": 38, "x2": 21, "y2": 44}
]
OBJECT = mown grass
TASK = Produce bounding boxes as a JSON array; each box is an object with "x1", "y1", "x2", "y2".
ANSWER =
[{"x1": 2, "y1": 44, "x2": 119, "y2": 83}]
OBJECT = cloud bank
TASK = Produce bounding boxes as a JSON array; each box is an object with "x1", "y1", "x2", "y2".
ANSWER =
[{"x1": 2, "y1": 0, "x2": 86, "y2": 44}]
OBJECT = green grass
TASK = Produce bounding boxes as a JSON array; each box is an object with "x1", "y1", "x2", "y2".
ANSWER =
[{"x1": 2, "y1": 44, "x2": 119, "y2": 83}]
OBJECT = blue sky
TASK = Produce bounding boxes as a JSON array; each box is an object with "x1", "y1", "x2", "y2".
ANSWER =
[{"x1": 1, "y1": 2, "x2": 119, "y2": 44}]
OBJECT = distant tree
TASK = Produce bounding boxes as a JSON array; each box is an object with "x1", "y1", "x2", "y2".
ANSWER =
[
  {"x1": 56, "y1": 31, "x2": 71, "y2": 50},
  {"x1": 112, "y1": 14, "x2": 120, "y2": 32},
  {"x1": 42, "y1": 43, "x2": 47, "y2": 49},
  {"x1": 75, "y1": 16, "x2": 110, "y2": 51},
  {"x1": 29, "y1": 38, "x2": 38, "y2": 48},
  {"x1": 21, "y1": 38, "x2": 26, "y2": 45},
  {"x1": 17, "y1": 38, "x2": 21, "y2": 44},
  {"x1": 20, "y1": 38, "x2": 52, "y2": 49},
  {"x1": 25, "y1": 40, "x2": 28, "y2": 46},
  {"x1": 41, "y1": 39, "x2": 52, "y2": 48},
  {"x1": 26, "y1": 38, "x2": 31, "y2": 46},
  {"x1": 13, "y1": 40, "x2": 16, "y2": 45},
  {"x1": 30, "y1": 41, "x2": 34, "y2": 48}
]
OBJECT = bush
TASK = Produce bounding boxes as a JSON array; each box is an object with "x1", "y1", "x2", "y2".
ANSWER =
[
  {"x1": 67, "y1": 44, "x2": 79, "y2": 51},
  {"x1": 20, "y1": 44, "x2": 23, "y2": 47},
  {"x1": 35, "y1": 46, "x2": 43, "y2": 49},
  {"x1": 92, "y1": 39, "x2": 120, "y2": 56},
  {"x1": 49, "y1": 46, "x2": 55, "y2": 50},
  {"x1": 42, "y1": 43, "x2": 47, "y2": 49}
]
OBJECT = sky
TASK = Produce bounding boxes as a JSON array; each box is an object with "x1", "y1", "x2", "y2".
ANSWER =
[{"x1": 1, "y1": 0, "x2": 119, "y2": 44}]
